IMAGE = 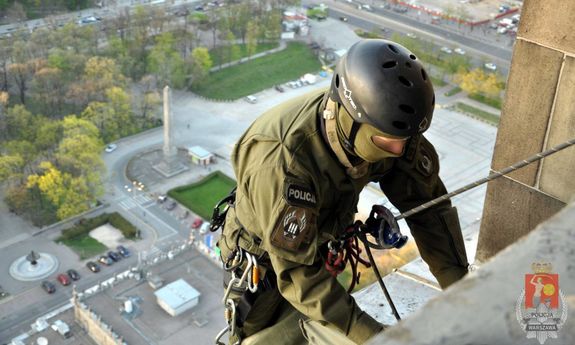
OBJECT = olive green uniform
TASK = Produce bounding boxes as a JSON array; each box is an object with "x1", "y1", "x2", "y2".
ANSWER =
[{"x1": 219, "y1": 91, "x2": 468, "y2": 344}]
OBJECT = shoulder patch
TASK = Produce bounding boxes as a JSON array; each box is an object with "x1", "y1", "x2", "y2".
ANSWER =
[
  {"x1": 284, "y1": 182, "x2": 317, "y2": 208},
  {"x1": 270, "y1": 206, "x2": 316, "y2": 252}
]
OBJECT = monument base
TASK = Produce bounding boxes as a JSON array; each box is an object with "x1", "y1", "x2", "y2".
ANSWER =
[{"x1": 152, "y1": 156, "x2": 189, "y2": 178}]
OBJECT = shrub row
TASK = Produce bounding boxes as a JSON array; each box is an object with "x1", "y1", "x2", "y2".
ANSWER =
[{"x1": 58, "y1": 212, "x2": 137, "y2": 241}]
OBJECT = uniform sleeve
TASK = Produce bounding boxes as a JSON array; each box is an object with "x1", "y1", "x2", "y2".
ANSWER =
[
  {"x1": 241, "y1": 166, "x2": 383, "y2": 344},
  {"x1": 379, "y1": 135, "x2": 469, "y2": 288}
]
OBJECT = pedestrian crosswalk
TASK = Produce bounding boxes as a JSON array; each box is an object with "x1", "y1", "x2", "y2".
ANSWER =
[{"x1": 118, "y1": 194, "x2": 154, "y2": 211}]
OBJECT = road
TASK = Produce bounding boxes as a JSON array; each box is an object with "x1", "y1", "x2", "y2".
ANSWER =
[{"x1": 306, "y1": 0, "x2": 513, "y2": 74}]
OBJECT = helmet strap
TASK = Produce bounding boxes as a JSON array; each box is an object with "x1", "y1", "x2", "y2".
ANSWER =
[{"x1": 323, "y1": 99, "x2": 369, "y2": 179}]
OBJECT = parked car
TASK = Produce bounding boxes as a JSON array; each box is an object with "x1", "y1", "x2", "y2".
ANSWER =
[
  {"x1": 42, "y1": 281, "x2": 56, "y2": 294},
  {"x1": 105, "y1": 144, "x2": 117, "y2": 153},
  {"x1": 108, "y1": 251, "x2": 122, "y2": 262},
  {"x1": 454, "y1": 48, "x2": 466, "y2": 55},
  {"x1": 117, "y1": 245, "x2": 131, "y2": 258},
  {"x1": 244, "y1": 95, "x2": 257, "y2": 104},
  {"x1": 191, "y1": 217, "x2": 204, "y2": 229},
  {"x1": 98, "y1": 255, "x2": 113, "y2": 266},
  {"x1": 406, "y1": 32, "x2": 417, "y2": 38},
  {"x1": 166, "y1": 201, "x2": 177, "y2": 210},
  {"x1": 57, "y1": 273, "x2": 71, "y2": 286},
  {"x1": 274, "y1": 85, "x2": 285, "y2": 93},
  {"x1": 67, "y1": 269, "x2": 80, "y2": 281},
  {"x1": 157, "y1": 194, "x2": 168, "y2": 203},
  {"x1": 440, "y1": 46, "x2": 453, "y2": 54},
  {"x1": 86, "y1": 261, "x2": 100, "y2": 273},
  {"x1": 484, "y1": 63, "x2": 497, "y2": 71},
  {"x1": 339, "y1": 16, "x2": 348, "y2": 22}
]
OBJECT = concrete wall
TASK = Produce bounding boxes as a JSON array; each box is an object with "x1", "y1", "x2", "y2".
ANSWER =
[
  {"x1": 476, "y1": 0, "x2": 575, "y2": 261},
  {"x1": 74, "y1": 299, "x2": 125, "y2": 345}
]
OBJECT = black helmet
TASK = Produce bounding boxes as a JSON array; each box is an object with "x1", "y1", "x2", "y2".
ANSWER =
[{"x1": 330, "y1": 39, "x2": 435, "y2": 137}]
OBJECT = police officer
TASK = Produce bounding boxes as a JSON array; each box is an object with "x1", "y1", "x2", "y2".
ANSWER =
[{"x1": 218, "y1": 39, "x2": 469, "y2": 344}]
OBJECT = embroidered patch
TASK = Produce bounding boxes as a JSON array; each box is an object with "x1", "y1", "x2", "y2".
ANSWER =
[
  {"x1": 284, "y1": 182, "x2": 317, "y2": 208},
  {"x1": 416, "y1": 150, "x2": 434, "y2": 177},
  {"x1": 271, "y1": 206, "x2": 315, "y2": 252}
]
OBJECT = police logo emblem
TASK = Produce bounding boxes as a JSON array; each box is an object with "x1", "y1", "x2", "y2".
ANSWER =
[
  {"x1": 516, "y1": 262, "x2": 568, "y2": 344},
  {"x1": 282, "y1": 208, "x2": 307, "y2": 240},
  {"x1": 271, "y1": 206, "x2": 315, "y2": 252}
]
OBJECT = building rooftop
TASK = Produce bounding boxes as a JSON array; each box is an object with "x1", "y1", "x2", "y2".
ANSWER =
[{"x1": 154, "y1": 279, "x2": 201, "y2": 310}]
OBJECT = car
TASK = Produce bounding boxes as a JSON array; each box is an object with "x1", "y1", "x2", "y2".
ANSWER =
[
  {"x1": 244, "y1": 95, "x2": 257, "y2": 104},
  {"x1": 157, "y1": 194, "x2": 168, "y2": 203},
  {"x1": 86, "y1": 261, "x2": 100, "y2": 273},
  {"x1": 173, "y1": 8, "x2": 189, "y2": 16},
  {"x1": 454, "y1": 48, "x2": 466, "y2": 55},
  {"x1": 67, "y1": 269, "x2": 80, "y2": 281},
  {"x1": 191, "y1": 217, "x2": 204, "y2": 229},
  {"x1": 440, "y1": 47, "x2": 453, "y2": 54},
  {"x1": 274, "y1": 85, "x2": 285, "y2": 93},
  {"x1": 108, "y1": 251, "x2": 122, "y2": 262},
  {"x1": 105, "y1": 144, "x2": 117, "y2": 153},
  {"x1": 166, "y1": 201, "x2": 177, "y2": 210},
  {"x1": 117, "y1": 245, "x2": 131, "y2": 257},
  {"x1": 406, "y1": 32, "x2": 417, "y2": 39},
  {"x1": 393, "y1": 7, "x2": 408, "y2": 13},
  {"x1": 339, "y1": 16, "x2": 348, "y2": 22},
  {"x1": 42, "y1": 281, "x2": 56, "y2": 294},
  {"x1": 98, "y1": 255, "x2": 113, "y2": 266},
  {"x1": 497, "y1": 26, "x2": 508, "y2": 34},
  {"x1": 57, "y1": 273, "x2": 71, "y2": 286},
  {"x1": 484, "y1": 63, "x2": 497, "y2": 71}
]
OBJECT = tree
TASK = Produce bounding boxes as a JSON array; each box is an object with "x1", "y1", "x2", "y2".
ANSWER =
[
  {"x1": 246, "y1": 21, "x2": 259, "y2": 59},
  {"x1": 189, "y1": 47, "x2": 213, "y2": 86},
  {"x1": 67, "y1": 56, "x2": 127, "y2": 106},
  {"x1": 0, "y1": 154, "x2": 24, "y2": 183},
  {"x1": 455, "y1": 68, "x2": 502, "y2": 98},
  {"x1": 31, "y1": 67, "x2": 66, "y2": 116},
  {"x1": 4, "y1": 105, "x2": 36, "y2": 141},
  {"x1": 147, "y1": 33, "x2": 186, "y2": 88}
]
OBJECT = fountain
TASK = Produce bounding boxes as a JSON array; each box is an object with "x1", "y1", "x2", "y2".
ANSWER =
[{"x1": 9, "y1": 250, "x2": 59, "y2": 281}]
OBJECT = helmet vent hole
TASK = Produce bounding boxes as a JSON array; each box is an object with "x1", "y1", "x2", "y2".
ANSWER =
[
  {"x1": 388, "y1": 44, "x2": 399, "y2": 54},
  {"x1": 421, "y1": 69, "x2": 427, "y2": 81},
  {"x1": 382, "y1": 60, "x2": 398, "y2": 69},
  {"x1": 335, "y1": 74, "x2": 340, "y2": 88},
  {"x1": 393, "y1": 121, "x2": 409, "y2": 130},
  {"x1": 399, "y1": 104, "x2": 415, "y2": 114},
  {"x1": 409, "y1": 54, "x2": 417, "y2": 60},
  {"x1": 398, "y1": 76, "x2": 413, "y2": 87},
  {"x1": 405, "y1": 62, "x2": 412, "y2": 68}
]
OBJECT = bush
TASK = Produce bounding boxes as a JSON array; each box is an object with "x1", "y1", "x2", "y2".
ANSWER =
[
  {"x1": 109, "y1": 212, "x2": 138, "y2": 239},
  {"x1": 58, "y1": 213, "x2": 137, "y2": 241}
]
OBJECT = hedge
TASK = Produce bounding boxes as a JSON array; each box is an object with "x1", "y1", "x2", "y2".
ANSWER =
[{"x1": 58, "y1": 212, "x2": 137, "y2": 241}]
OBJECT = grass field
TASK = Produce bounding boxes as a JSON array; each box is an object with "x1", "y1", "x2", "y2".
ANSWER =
[
  {"x1": 60, "y1": 235, "x2": 107, "y2": 260},
  {"x1": 454, "y1": 102, "x2": 500, "y2": 126},
  {"x1": 169, "y1": 171, "x2": 237, "y2": 220},
  {"x1": 192, "y1": 42, "x2": 322, "y2": 100}
]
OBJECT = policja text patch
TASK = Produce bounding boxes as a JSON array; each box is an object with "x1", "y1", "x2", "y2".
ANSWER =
[{"x1": 284, "y1": 182, "x2": 317, "y2": 208}]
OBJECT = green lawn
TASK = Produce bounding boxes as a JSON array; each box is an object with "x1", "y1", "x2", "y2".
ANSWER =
[
  {"x1": 430, "y1": 75, "x2": 447, "y2": 87},
  {"x1": 192, "y1": 42, "x2": 322, "y2": 100},
  {"x1": 169, "y1": 171, "x2": 236, "y2": 220},
  {"x1": 60, "y1": 235, "x2": 107, "y2": 260},
  {"x1": 454, "y1": 102, "x2": 500, "y2": 126}
]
